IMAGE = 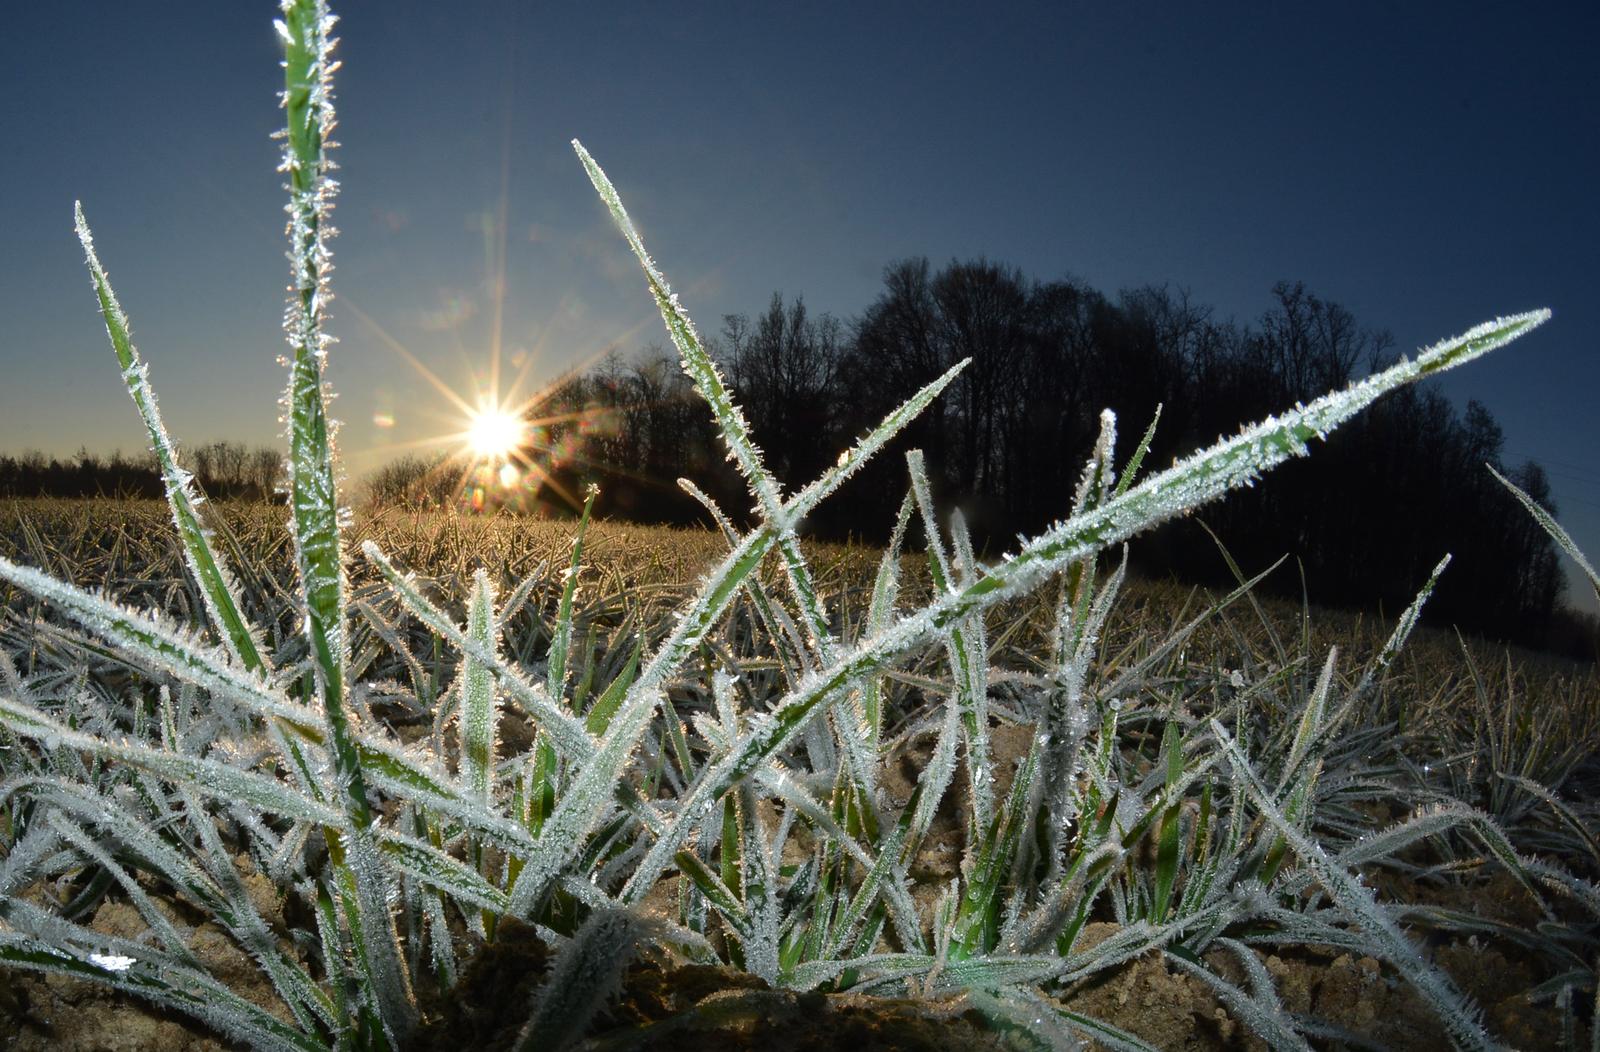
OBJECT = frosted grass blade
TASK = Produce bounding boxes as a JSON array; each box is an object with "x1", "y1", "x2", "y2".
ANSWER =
[
  {"x1": 460, "y1": 569, "x2": 499, "y2": 801},
  {"x1": 1111, "y1": 405, "x2": 1161, "y2": 500},
  {"x1": 548, "y1": 484, "x2": 598, "y2": 698},
  {"x1": 73, "y1": 207, "x2": 269, "y2": 675},
  {"x1": 573, "y1": 142, "x2": 780, "y2": 513},
  {"x1": 279, "y1": 3, "x2": 413, "y2": 1037},
  {"x1": 363, "y1": 541, "x2": 595, "y2": 760},
  {"x1": 0, "y1": 696, "x2": 338, "y2": 825},
  {"x1": 1166, "y1": 945, "x2": 1313, "y2": 1051},
  {"x1": 1043, "y1": 1005, "x2": 1163, "y2": 1052},
  {"x1": 908, "y1": 451, "x2": 993, "y2": 839},
  {"x1": 1213, "y1": 722, "x2": 1498, "y2": 1052},
  {"x1": 579, "y1": 133, "x2": 857, "y2": 741},
  {"x1": 1, "y1": 547, "x2": 325, "y2": 804},
  {"x1": 46, "y1": 814, "x2": 199, "y2": 966},
  {"x1": 1498, "y1": 773, "x2": 1600, "y2": 871},
  {"x1": 0, "y1": 555, "x2": 303, "y2": 731},
  {"x1": 1338, "y1": 554, "x2": 1451, "y2": 728},
  {"x1": 1491, "y1": 466, "x2": 1600, "y2": 601},
  {"x1": 675, "y1": 849, "x2": 751, "y2": 935},
  {"x1": 278, "y1": 0, "x2": 370, "y2": 826},
  {"x1": 513, "y1": 909, "x2": 663, "y2": 1052},
  {"x1": 1280, "y1": 647, "x2": 1338, "y2": 791},
  {"x1": 169, "y1": 781, "x2": 333, "y2": 1033},
  {"x1": 961, "y1": 987, "x2": 1087, "y2": 1051},
  {"x1": 953, "y1": 742, "x2": 1037, "y2": 958},
  {"x1": 0, "y1": 935, "x2": 323, "y2": 1052},
  {"x1": 378, "y1": 831, "x2": 511, "y2": 914},
  {"x1": 861, "y1": 491, "x2": 914, "y2": 752}
]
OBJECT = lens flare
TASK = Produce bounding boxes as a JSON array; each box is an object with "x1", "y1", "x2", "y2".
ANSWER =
[{"x1": 467, "y1": 407, "x2": 526, "y2": 459}]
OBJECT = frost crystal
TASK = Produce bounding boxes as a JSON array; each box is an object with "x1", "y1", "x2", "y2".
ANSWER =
[{"x1": 88, "y1": 953, "x2": 137, "y2": 972}]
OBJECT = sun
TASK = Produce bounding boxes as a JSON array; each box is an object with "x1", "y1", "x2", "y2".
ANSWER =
[{"x1": 466, "y1": 406, "x2": 527, "y2": 460}]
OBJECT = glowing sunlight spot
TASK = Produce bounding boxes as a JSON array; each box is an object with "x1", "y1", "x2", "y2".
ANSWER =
[{"x1": 468, "y1": 406, "x2": 526, "y2": 459}]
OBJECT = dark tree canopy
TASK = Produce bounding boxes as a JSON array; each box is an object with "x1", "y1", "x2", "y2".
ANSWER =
[{"x1": 531, "y1": 261, "x2": 1582, "y2": 655}]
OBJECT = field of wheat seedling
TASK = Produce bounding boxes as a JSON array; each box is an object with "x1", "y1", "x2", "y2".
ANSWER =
[{"x1": 2, "y1": 2, "x2": 1597, "y2": 1050}]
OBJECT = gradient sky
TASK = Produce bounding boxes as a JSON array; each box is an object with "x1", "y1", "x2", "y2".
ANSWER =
[{"x1": 3, "y1": 2, "x2": 1596, "y2": 610}]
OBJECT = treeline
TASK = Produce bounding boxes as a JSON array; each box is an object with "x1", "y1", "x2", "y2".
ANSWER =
[
  {"x1": 0, "y1": 442, "x2": 282, "y2": 502},
  {"x1": 10, "y1": 262, "x2": 1585, "y2": 655},
  {"x1": 522, "y1": 261, "x2": 1584, "y2": 655}
]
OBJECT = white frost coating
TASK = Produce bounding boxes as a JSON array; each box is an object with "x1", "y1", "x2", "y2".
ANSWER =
[
  {"x1": 573, "y1": 141, "x2": 783, "y2": 519},
  {"x1": 1071, "y1": 408, "x2": 1117, "y2": 515},
  {"x1": 736, "y1": 781, "x2": 781, "y2": 983},
  {"x1": 1213, "y1": 722, "x2": 1499, "y2": 1052},
  {"x1": 514, "y1": 908, "x2": 665, "y2": 1052},
  {"x1": 73, "y1": 205, "x2": 270, "y2": 674},
  {"x1": 0, "y1": 695, "x2": 341, "y2": 827},
  {"x1": 88, "y1": 952, "x2": 137, "y2": 972},
  {"x1": 506, "y1": 680, "x2": 666, "y2": 915},
  {"x1": 361, "y1": 540, "x2": 596, "y2": 763},
  {"x1": 459, "y1": 569, "x2": 499, "y2": 801},
  {"x1": 1491, "y1": 465, "x2": 1600, "y2": 597},
  {"x1": 0, "y1": 555, "x2": 306, "y2": 733}
]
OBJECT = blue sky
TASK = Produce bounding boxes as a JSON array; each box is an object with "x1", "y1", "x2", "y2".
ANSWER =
[{"x1": 2, "y1": 2, "x2": 1596, "y2": 609}]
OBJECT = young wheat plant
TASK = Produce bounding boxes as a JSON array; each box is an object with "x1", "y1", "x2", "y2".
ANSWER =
[{"x1": 2, "y1": 2, "x2": 1588, "y2": 1050}]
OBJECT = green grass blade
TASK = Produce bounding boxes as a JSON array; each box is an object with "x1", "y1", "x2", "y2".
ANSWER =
[
  {"x1": 363, "y1": 541, "x2": 595, "y2": 761},
  {"x1": 952, "y1": 744, "x2": 1037, "y2": 958},
  {"x1": 585, "y1": 639, "x2": 641, "y2": 736},
  {"x1": 1214, "y1": 721, "x2": 1497, "y2": 1052},
  {"x1": 278, "y1": 3, "x2": 412, "y2": 1037},
  {"x1": 460, "y1": 569, "x2": 499, "y2": 801},
  {"x1": 1491, "y1": 465, "x2": 1600, "y2": 600},
  {"x1": 0, "y1": 696, "x2": 337, "y2": 826},
  {"x1": 0, "y1": 935, "x2": 323, "y2": 1052},
  {"x1": 548, "y1": 484, "x2": 597, "y2": 698},
  {"x1": 72, "y1": 206, "x2": 269, "y2": 676},
  {"x1": 1150, "y1": 722, "x2": 1184, "y2": 923}
]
